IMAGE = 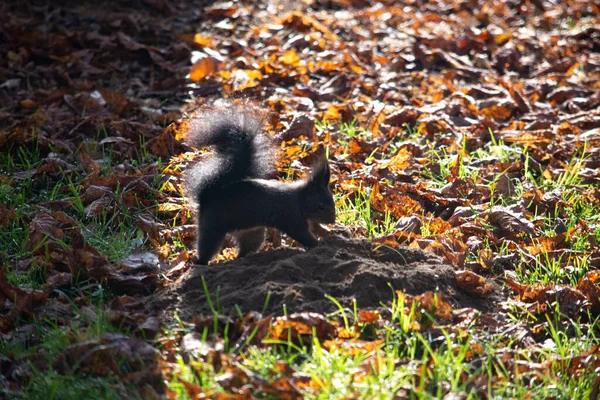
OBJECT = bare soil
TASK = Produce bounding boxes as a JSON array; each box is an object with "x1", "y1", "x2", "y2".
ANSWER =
[{"x1": 155, "y1": 235, "x2": 505, "y2": 318}]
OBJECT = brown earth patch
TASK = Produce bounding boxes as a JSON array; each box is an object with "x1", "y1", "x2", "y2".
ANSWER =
[{"x1": 154, "y1": 235, "x2": 505, "y2": 318}]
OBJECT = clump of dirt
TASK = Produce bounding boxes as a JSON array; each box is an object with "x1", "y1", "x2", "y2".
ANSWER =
[{"x1": 156, "y1": 235, "x2": 505, "y2": 318}]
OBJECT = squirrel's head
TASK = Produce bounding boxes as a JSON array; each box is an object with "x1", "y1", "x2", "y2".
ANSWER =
[{"x1": 301, "y1": 147, "x2": 335, "y2": 224}]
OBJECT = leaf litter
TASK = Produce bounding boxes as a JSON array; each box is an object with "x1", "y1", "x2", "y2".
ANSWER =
[{"x1": 1, "y1": 0, "x2": 600, "y2": 397}]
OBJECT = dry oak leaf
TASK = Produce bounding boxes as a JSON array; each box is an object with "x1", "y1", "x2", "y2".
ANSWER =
[
  {"x1": 77, "y1": 148, "x2": 102, "y2": 174},
  {"x1": 477, "y1": 97, "x2": 516, "y2": 119},
  {"x1": 398, "y1": 291, "x2": 454, "y2": 324},
  {"x1": 0, "y1": 204, "x2": 16, "y2": 226},
  {"x1": 505, "y1": 278, "x2": 588, "y2": 317},
  {"x1": 136, "y1": 214, "x2": 167, "y2": 246},
  {"x1": 269, "y1": 313, "x2": 338, "y2": 343},
  {"x1": 278, "y1": 11, "x2": 338, "y2": 40},
  {"x1": 0, "y1": 269, "x2": 49, "y2": 332},
  {"x1": 279, "y1": 114, "x2": 316, "y2": 142},
  {"x1": 177, "y1": 33, "x2": 214, "y2": 49},
  {"x1": 370, "y1": 182, "x2": 423, "y2": 218},
  {"x1": 53, "y1": 333, "x2": 158, "y2": 377},
  {"x1": 358, "y1": 309, "x2": 381, "y2": 324},
  {"x1": 455, "y1": 270, "x2": 493, "y2": 296},
  {"x1": 322, "y1": 339, "x2": 384, "y2": 356},
  {"x1": 381, "y1": 147, "x2": 413, "y2": 173},
  {"x1": 147, "y1": 123, "x2": 185, "y2": 157},
  {"x1": 85, "y1": 194, "x2": 114, "y2": 217},
  {"x1": 190, "y1": 56, "x2": 221, "y2": 82},
  {"x1": 487, "y1": 205, "x2": 535, "y2": 235},
  {"x1": 383, "y1": 106, "x2": 421, "y2": 128},
  {"x1": 28, "y1": 212, "x2": 66, "y2": 254},
  {"x1": 576, "y1": 270, "x2": 600, "y2": 315}
]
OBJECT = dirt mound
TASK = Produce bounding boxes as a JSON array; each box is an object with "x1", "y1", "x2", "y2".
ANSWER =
[{"x1": 156, "y1": 235, "x2": 505, "y2": 318}]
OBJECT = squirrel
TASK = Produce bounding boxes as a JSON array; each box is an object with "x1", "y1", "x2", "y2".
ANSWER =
[{"x1": 185, "y1": 104, "x2": 336, "y2": 265}]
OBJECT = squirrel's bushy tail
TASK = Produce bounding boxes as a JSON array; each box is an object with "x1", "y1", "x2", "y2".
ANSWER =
[{"x1": 185, "y1": 104, "x2": 274, "y2": 200}]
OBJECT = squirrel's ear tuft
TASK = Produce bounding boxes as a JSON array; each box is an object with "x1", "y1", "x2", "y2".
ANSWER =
[{"x1": 310, "y1": 149, "x2": 330, "y2": 185}]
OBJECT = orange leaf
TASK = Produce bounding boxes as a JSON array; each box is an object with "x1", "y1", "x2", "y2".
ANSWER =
[{"x1": 189, "y1": 57, "x2": 221, "y2": 82}]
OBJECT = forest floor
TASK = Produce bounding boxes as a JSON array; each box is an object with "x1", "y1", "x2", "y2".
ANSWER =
[{"x1": 1, "y1": 0, "x2": 600, "y2": 398}]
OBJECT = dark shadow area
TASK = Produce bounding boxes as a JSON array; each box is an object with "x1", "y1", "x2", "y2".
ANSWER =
[{"x1": 0, "y1": 0, "x2": 217, "y2": 134}]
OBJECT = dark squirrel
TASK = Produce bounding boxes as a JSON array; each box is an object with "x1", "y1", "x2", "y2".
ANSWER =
[{"x1": 185, "y1": 105, "x2": 336, "y2": 264}]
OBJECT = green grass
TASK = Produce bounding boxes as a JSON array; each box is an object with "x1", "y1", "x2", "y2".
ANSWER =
[
  {"x1": 20, "y1": 370, "x2": 124, "y2": 400},
  {"x1": 335, "y1": 185, "x2": 396, "y2": 238},
  {"x1": 0, "y1": 135, "x2": 157, "y2": 398},
  {"x1": 0, "y1": 299, "x2": 138, "y2": 400},
  {"x1": 4, "y1": 114, "x2": 600, "y2": 399},
  {"x1": 164, "y1": 291, "x2": 600, "y2": 399}
]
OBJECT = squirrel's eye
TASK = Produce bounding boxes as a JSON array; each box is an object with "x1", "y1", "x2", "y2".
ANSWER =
[{"x1": 317, "y1": 203, "x2": 325, "y2": 211}]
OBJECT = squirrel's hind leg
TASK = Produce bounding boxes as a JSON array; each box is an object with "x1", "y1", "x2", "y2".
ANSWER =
[
  {"x1": 197, "y1": 227, "x2": 226, "y2": 265},
  {"x1": 234, "y1": 227, "x2": 265, "y2": 258}
]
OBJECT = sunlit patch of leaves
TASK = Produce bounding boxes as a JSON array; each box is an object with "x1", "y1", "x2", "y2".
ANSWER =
[{"x1": 2, "y1": 0, "x2": 600, "y2": 397}]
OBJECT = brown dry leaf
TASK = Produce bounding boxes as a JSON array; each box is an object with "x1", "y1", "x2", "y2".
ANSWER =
[
  {"x1": 77, "y1": 147, "x2": 102, "y2": 174},
  {"x1": 384, "y1": 107, "x2": 421, "y2": 128},
  {"x1": 136, "y1": 214, "x2": 166, "y2": 247},
  {"x1": 100, "y1": 270, "x2": 158, "y2": 296},
  {"x1": 180, "y1": 380, "x2": 204, "y2": 398},
  {"x1": 478, "y1": 97, "x2": 515, "y2": 119},
  {"x1": 396, "y1": 291, "x2": 453, "y2": 327},
  {"x1": 281, "y1": 49, "x2": 300, "y2": 66},
  {"x1": 323, "y1": 339, "x2": 384, "y2": 356},
  {"x1": 147, "y1": 123, "x2": 185, "y2": 157},
  {"x1": 384, "y1": 147, "x2": 413, "y2": 173},
  {"x1": 84, "y1": 194, "x2": 114, "y2": 217},
  {"x1": 190, "y1": 57, "x2": 222, "y2": 82},
  {"x1": 505, "y1": 278, "x2": 588, "y2": 317},
  {"x1": 53, "y1": 333, "x2": 158, "y2": 377},
  {"x1": 178, "y1": 33, "x2": 214, "y2": 49},
  {"x1": 455, "y1": 270, "x2": 493, "y2": 296},
  {"x1": 394, "y1": 216, "x2": 422, "y2": 235},
  {"x1": 487, "y1": 205, "x2": 535, "y2": 236},
  {"x1": 357, "y1": 309, "x2": 380, "y2": 324},
  {"x1": 370, "y1": 183, "x2": 423, "y2": 218},
  {"x1": 0, "y1": 269, "x2": 48, "y2": 332},
  {"x1": 493, "y1": 174, "x2": 516, "y2": 197},
  {"x1": 426, "y1": 218, "x2": 452, "y2": 235},
  {"x1": 0, "y1": 204, "x2": 16, "y2": 226},
  {"x1": 411, "y1": 235, "x2": 467, "y2": 267},
  {"x1": 576, "y1": 270, "x2": 600, "y2": 314},
  {"x1": 414, "y1": 291, "x2": 453, "y2": 323},
  {"x1": 215, "y1": 365, "x2": 255, "y2": 392},
  {"x1": 261, "y1": 376, "x2": 304, "y2": 400},
  {"x1": 28, "y1": 212, "x2": 66, "y2": 254},
  {"x1": 279, "y1": 11, "x2": 337, "y2": 40},
  {"x1": 206, "y1": 2, "x2": 238, "y2": 17},
  {"x1": 158, "y1": 202, "x2": 184, "y2": 215},
  {"x1": 279, "y1": 114, "x2": 316, "y2": 142},
  {"x1": 268, "y1": 313, "x2": 338, "y2": 343},
  {"x1": 543, "y1": 344, "x2": 600, "y2": 380},
  {"x1": 166, "y1": 250, "x2": 191, "y2": 277},
  {"x1": 524, "y1": 236, "x2": 563, "y2": 256}
]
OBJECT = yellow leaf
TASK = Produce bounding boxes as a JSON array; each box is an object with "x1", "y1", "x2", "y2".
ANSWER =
[
  {"x1": 158, "y1": 203, "x2": 184, "y2": 212},
  {"x1": 189, "y1": 57, "x2": 220, "y2": 82},
  {"x1": 193, "y1": 34, "x2": 213, "y2": 48},
  {"x1": 281, "y1": 49, "x2": 299, "y2": 65}
]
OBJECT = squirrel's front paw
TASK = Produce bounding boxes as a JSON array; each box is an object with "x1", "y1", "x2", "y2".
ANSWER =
[
  {"x1": 192, "y1": 254, "x2": 209, "y2": 265},
  {"x1": 327, "y1": 226, "x2": 353, "y2": 238},
  {"x1": 309, "y1": 223, "x2": 329, "y2": 238}
]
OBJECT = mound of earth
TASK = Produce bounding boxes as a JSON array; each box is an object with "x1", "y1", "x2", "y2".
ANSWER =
[{"x1": 156, "y1": 235, "x2": 504, "y2": 318}]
